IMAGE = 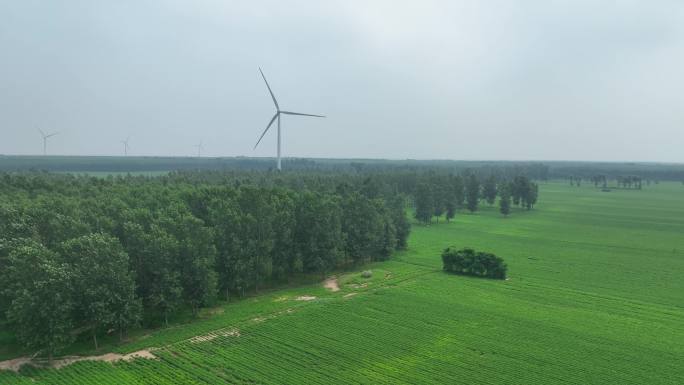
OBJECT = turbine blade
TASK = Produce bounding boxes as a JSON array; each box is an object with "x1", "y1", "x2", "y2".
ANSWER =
[
  {"x1": 259, "y1": 67, "x2": 279, "y2": 110},
  {"x1": 254, "y1": 113, "x2": 279, "y2": 149},
  {"x1": 38, "y1": 128, "x2": 45, "y2": 137},
  {"x1": 46, "y1": 132, "x2": 59, "y2": 138},
  {"x1": 279, "y1": 111, "x2": 325, "y2": 118}
]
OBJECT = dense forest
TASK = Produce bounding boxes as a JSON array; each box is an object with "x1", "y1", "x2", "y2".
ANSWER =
[{"x1": 0, "y1": 168, "x2": 538, "y2": 360}]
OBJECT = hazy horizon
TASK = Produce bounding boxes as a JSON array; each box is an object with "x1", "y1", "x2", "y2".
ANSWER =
[{"x1": 1, "y1": 1, "x2": 683, "y2": 162}]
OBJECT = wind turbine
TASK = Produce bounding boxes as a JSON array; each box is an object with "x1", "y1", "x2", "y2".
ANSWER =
[
  {"x1": 254, "y1": 67, "x2": 325, "y2": 171},
  {"x1": 121, "y1": 136, "x2": 130, "y2": 156},
  {"x1": 194, "y1": 140, "x2": 204, "y2": 157},
  {"x1": 38, "y1": 129, "x2": 59, "y2": 156}
]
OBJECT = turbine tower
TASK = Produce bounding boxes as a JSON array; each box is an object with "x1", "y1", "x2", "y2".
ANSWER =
[
  {"x1": 194, "y1": 140, "x2": 204, "y2": 157},
  {"x1": 38, "y1": 129, "x2": 59, "y2": 156},
  {"x1": 121, "y1": 136, "x2": 130, "y2": 156},
  {"x1": 254, "y1": 67, "x2": 325, "y2": 171}
]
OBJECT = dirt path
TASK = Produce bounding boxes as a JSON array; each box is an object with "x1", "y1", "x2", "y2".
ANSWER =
[
  {"x1": 0, "y1": 357, "x2": 32, "y2": 372},
  {"x1": 324, "y1": 276, "x2": 340, "y2": 292},
  {"x1": 0, "y1": 349, "x2": 156, "y2": 372}
]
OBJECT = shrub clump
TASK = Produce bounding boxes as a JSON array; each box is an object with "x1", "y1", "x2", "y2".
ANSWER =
[
  {"x1": 441, "y1": 247, "x2": 507, "y2": 279},
  {"x1": 361, "y1": 270, "x2": 372, "y2": 278}
]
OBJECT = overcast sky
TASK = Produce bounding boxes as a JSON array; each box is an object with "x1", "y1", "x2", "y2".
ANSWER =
[{"x1": 1, "y1": 1, "x2": 683, "y2": 162}]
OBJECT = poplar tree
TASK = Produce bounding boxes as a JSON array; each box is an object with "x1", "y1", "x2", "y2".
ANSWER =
[
  {"x1": 414, "y1": 183, "x2": 434, "y2": 224},
  {"x1": 483, "y1": 175, "x2": 498, "y2": 205},
  {"x1": 4, "y1": 242, "x2": 74, "y2": 361},
  {"x1": 59, "y1": 233, "x2": 140, "y2": 349},
  {"x1": 499, "y1": 185, "x2": 511, "y2": 217},
  {"x1": 465, "y1": 174, "x2": 480, "y2": 213}
]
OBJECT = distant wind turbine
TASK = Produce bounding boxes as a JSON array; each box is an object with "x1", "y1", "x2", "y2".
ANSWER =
[
  {"x1": 121, "y1": 136, "x2": 130, "y2": 156},
  {"x1": 254, "y1": 67, "x2": 325, "y2": 171},
  {"x1": 38, "y1": 129, "x2": 59, "y2": 156},
  {"x1": 194, "y1": 140, "x2": 204, "y2": 157}
]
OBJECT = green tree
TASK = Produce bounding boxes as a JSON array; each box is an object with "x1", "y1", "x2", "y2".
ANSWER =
[
  {"x1": 431, "y1": 181, "x2": 446, "y2": 223},
  {"x1": 387, "y1": 195, "x2": 410, "y2": 249},
  {"x1": 482, "y1": 175, "x2": 497, "y2": 205},
  {"x1": 414, "y1": 183, "x2": 434, "y2": 224},
  {"x1": 270, "y1": 190, "x2": 297, "y2": 280},
  {"x1": 465, "y1": 174, "x2": 480, "y2": 213},
  {"x1": 0, "y1": 204, "x2": 35, "y2": 241},
  {"x1": 59, "y1": 233, "x2": 141, "y2": 349},
  {"x1": 153, "y1": 269, "x2": 183, "y2": 326},
  {"x1": 444, "y1": 175, "x2": 463, "y2": 222},
  {"x1": 162, "y1": 209, "x2": 218, "y2": 316},
  {"x1": 294, "y1": 192, "x2": 344, "y2": 277},
  {"x1": 4, "y1": 243, "x2": 74, "y2": 361},
  {"x1": 341, "y1": 193, "x2": 384, "y2": 264},
  {"x1": 453, "y1": 175, "x2": 465, "y2": 208},
  {"x1": 524, "y1": 182, "x2": 539, "y2": 210},
  {"x1": 441, "y1": 247, "x2": 506, "y2": 279},
  {"x1": 1, "y1": 237, "x2": 38, "y2": 319},
  {"x1": 208, "y1": 194, "x2": 243, "y2": 301},
  {"x1": 28, "y1": 197, "x2": 90, "y2": 249},
  {"x1": 375, "y1": 200, "x2": 397, "y2": 260},
  {"x1": 237, "y1": 187, "x2": 275, "y2": 293},
  {"x1": 122, "y1": 222, "x2": 182, "y2": 326},
  {"x1": 499, "y1": 185, "x2": 511, "y2": 217}
]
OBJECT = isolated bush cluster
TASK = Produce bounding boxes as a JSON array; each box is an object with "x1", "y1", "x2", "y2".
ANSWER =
[{"x1": 441, "y1": 247, "x2": 507, "y2": 279}]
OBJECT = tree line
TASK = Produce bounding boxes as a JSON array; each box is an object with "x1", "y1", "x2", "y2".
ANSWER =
[
  {"x1": 4, "y1": 157, "x2": 684, "y2": 183},
  {"x1": 0, "y1": 172, "x2": 410, "y2": 360},
  {"x1": 0, "y1": 157, "x2": 551, "y2": 181},
  {"x1": 572, "y1": 175, "x2": 645, "y2": 189},
  {"x1": 413, "y1": 174, "x2": 539, "y2": 223}
]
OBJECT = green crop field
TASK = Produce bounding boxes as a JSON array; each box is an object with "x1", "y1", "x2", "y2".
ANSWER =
[{"x1": 1, "y1": 182, "x2": 683, "y2": 384}]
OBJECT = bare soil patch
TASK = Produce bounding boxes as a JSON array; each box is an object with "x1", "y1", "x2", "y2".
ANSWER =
[
  {"x1": 295, "y1": 295, "x2": 316, "y2": 301},
  {"x1": 324, "y1": 277, "x2": 340, "y2": 292},
  {"x1": 189, "y1": 329, "x2": 240, "y2": 343},
  {"x1": 0, "y1": 349, "x2": 157, "y2": 372},
  {"x1": 0, "y1": 357, "x2": 32, "y2": 372},
  {"x1": 53, "y1": 349, "x2": 157, "y2": 369}
]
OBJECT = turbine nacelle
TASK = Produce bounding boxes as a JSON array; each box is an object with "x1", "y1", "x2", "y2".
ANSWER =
[{"x1": 39, "y1": 128, "x2": 59, "y2": 140}]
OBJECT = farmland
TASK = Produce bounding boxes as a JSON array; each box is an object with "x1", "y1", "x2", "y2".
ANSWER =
[{"x1": 1, "y1": 181, "x2": 683, "y2": 384}]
